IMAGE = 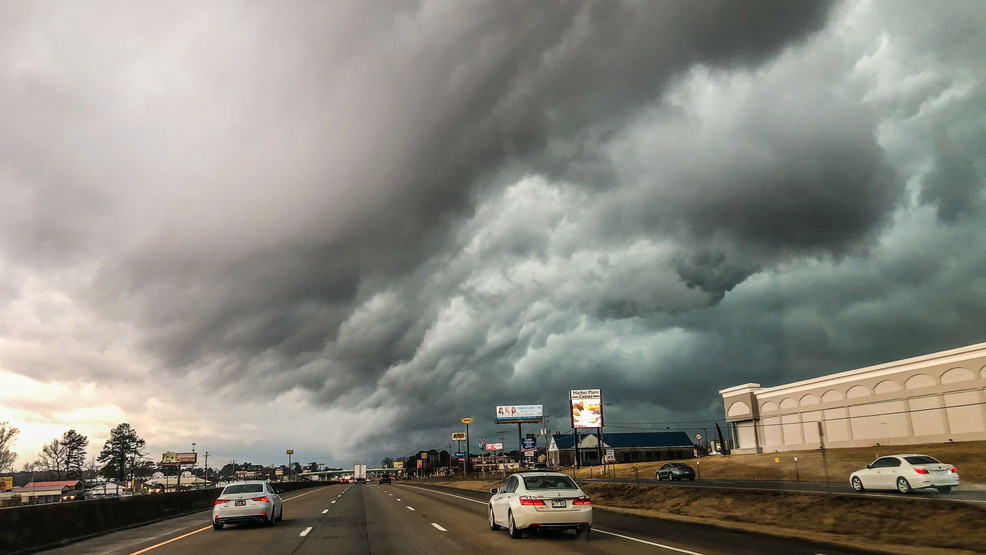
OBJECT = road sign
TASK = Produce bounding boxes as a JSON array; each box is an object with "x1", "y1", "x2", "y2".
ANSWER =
[
  {"x1": 286, "y1": 450, "x2": 294, "y2": 455},
  {"x1": 521, "y1": 437, "x2": 536, "y2": 451},
  {"x1": 461, "y1": 417, "x2": 473, "y2": 424},
  {"x1": 696, "y1": 434, "x2": 702, "y2": 440}
]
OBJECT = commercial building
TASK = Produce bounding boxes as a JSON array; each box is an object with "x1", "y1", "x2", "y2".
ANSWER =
[
  {"x1": 720, "y1": 342, "x2": 986, "y2": 453},
  {"x1": 548, "y1": 431, "x2": 694, "y2": 465}
]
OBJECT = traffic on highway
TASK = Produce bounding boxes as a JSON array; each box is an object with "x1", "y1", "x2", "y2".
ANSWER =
[{"x1": 43, "y1": 480, "x2": 870, "y2": 555}]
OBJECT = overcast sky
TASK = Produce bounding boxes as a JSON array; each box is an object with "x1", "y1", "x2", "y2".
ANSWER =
[{"x1": 2, "y1": 0, "x2": 984, "y2": 471}]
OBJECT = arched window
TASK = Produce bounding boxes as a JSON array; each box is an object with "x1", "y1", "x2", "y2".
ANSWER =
[
  {"x1": 904, "y1": 374, "x2": 935, "y2": 389},
  {"x1": 779, "y1": 398, "x2": 798, "y2": 410},
  {"x1": 874, "y1": 380, "x2": 902, "y2": 394},
  {"x1": 800, "y1": 394, "x2": 820, "y2": 406},
  {"x1": 941, "y1": 367, "x2": 975, "y2": 384},
  {"x1": 821, "y1": 390, "x2": 844, "y2": 402},
  {"x1": 846, "y1": 385, "x2": 870, "y2": 399},
  {"x1": 760, "y1": 401, "x2": 778, "y2": 413},
  {"x1": 727, "y1": 401, "x2": 751, "y2": 417}
]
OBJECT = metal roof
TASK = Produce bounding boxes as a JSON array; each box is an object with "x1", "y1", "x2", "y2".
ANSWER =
[{"x1": 551, "y1": 431, "x2": 694, "y2": 450}]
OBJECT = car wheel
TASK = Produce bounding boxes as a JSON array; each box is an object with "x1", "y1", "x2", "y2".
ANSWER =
[
  {"x1": 576, "y1": 524, "x2": 591, "y2": 540},
  {"x1": 213, "y1": 521, "x2": 223, "y2": 530},
  {"x1": 656, "y1": 473, "x2": 662, "y2": 480},
  {"x1": 489, "y1": 506, "x2": 501, "y2": 531},
  {"x1": 671, "y1": 475, "x2": 677, "y2": 481},
  {"x1": 277, "y1": 506, "x2": 283, "y2": 522},
  {"x1": 267, "y1": 511, "x2": 276, "y2": 527},
  {"x1": 896, "y1": 476, "x2": 912, "y2": 494},
  {"x1": 851, "y1": 476, "x2": 865, "y2": 492},
  {"x1": 508, "y1": 511, "x2": 523, "y2": 539},
  {"x1": 935, "y1": 486, "x2": 952, "y2": 493}
]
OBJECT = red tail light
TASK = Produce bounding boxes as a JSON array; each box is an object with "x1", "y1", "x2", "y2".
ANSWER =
[
  {"x1": 950, "y1": 466, "x2": 958, "y2": 473},
  {"x1": 573, "y1": 496, "x2": 592, "y2": 505},
  {"x1": 913, "y1": 468, "x2": 929, "y2": 474},
  {"x1": 214, "y1": 499, "x2": 229, "y2": 505},
  {"x1": 519, "y1": 496, "x2": 545, "y2": 506},
  {"x1": 251, "y1": 496, "x2": 269, "y2": 502}
]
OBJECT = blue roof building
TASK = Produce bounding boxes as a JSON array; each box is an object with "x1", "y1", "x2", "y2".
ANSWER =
[{"x1": 548, "y1": 431, "x2": 695, "y2": 466}]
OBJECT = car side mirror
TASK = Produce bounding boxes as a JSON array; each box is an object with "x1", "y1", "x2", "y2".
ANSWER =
[
  {"x1": 865, "y1": 465, "x2": 872, "y2": 469},
  {"x1": 490, "y1": 488, "x2": 498, "y2": 494}
]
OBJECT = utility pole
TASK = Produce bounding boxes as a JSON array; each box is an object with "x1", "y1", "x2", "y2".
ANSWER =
[
  {"x1": 204, "y1": 452, "x2": 209, "y2": 489},
  {"x1": 496, "y1": 430, "x2": 508, "y2": 479},
  {"x1": 478, "y1": 437, "x2": 487, "y2": 478}
]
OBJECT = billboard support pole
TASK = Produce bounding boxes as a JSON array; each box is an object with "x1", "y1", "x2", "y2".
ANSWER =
[{"x1": 517, "y1": 423, "x2": 523, "y2": 466}]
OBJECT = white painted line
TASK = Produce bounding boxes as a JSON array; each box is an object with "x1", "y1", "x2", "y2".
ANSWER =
[
  {"x1": 402, "y1": 484, "x2": 704, "y2": 554},
  {"x1": 300, "y1": 527, "x2": 312, "y2": 537},
  {"x1": 431, "y1": 523, "x2": 447, "y2": 532},
  {"x1": 322, "y1": 509, "x2": 328, "y2": 513},
  {"x1": 331, "y1": 500, "x2": 336, "y2": 504},
  {"x1": 406, "y1": 506, "x2": 415, "y2": 511},
  {"x1": 594, "y1": 529, "x2": 706, "y2": 555},
  {"x1": 396, "y1": 498, "x2": 402, "y2": 501}
]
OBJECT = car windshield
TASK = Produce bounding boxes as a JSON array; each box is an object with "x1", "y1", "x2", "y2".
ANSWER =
[
  {"x1": 223, "y1": 484, "x2": 264, "y2": 494},
  {"x1": 522, "y1": 475, "x2": 578, "y2": 490},
  {"x1": 904, "y1": 455, "x2": 940, "y2": 465}
]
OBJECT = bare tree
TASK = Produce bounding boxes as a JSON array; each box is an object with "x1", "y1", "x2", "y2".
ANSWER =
[
  {"x1": 38, "y1": 439, "x2": 68, "y2": 479},
  {"x1": 0, "y1": 422, "x2": 19, "y2": 473}
]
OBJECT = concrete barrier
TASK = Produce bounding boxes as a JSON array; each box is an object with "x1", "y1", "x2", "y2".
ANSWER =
[{"x1": 0, "y1": 481, "x2": 329, "y2": 554}]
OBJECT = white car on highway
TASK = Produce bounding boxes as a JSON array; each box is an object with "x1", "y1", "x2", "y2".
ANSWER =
[
  {"x1": 850, "y1": 454, "x2": 959, "y2": 494},
  {"x1": 212, "y1": 481, "x2": 283, "y2": 529},
  {"x1": 489, "y1": 471, "x2": 592, "y2": 539}
]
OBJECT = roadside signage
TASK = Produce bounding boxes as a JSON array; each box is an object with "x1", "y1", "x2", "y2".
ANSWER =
[
  {"x1": 0, "y1": 476, "x2": 12, "y2": 492},
  {"x1": 161, "y1": 451, "x2": 197, "y2": 465},
  {"x1": 495, "y1": 405, "x2": 544, "y2": 424},
  {"x1": 521, "y1": 437, "x2": 536, "y2": 451},
  {"x1": 416, "y1": 460, "x2": 422, "y2": 468},
  {"x1": 461, "y1": 417, "x2": 473, "y2": 424},
  {"x1": 452, "y1": 432, "x2": 466, "y2": 441},
  {"x1": 455, "y1": 452, "x2": 465, "y2": 457},
  {"x1": 275, "y1": 469, "x2": 284, "y2": 476},
  {"x1": 570, "y1": 389, "x2": 603, "y2": 429},
  {"x1": 286, "y1": 449, "x2": 294, "y2": 455},
  {"x1": 393, "y1": 461, "x2": 404, "y2": 469},
  {"x1": 484, "y1": 442, "x2": 503, "y2": 451}
]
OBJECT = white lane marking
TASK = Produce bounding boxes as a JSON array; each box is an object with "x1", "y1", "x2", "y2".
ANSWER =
[
  {"x1": 331, "y1": 500, "x2": 337, "y2": 504},
  {"x1": 300, "y1": 527, "x2": 312, "y2": 537},
  {"x1": 406, "y1": 506, "x2": 415, "y2": 511},
  {"x1": 402, "y1": 484, "x2": 706, "y2": 553},
  {"x1": 594, "y1": 530, "x2": 706, "y2": 555},
  {"x1": 338, "y1": 494, "x2": 342, "y2": 497},
  {"x1": 322, "y1": 509, "x2": 329, "y2": 513},
  {"x1": 396, "y1": 498, "x2": 402, "y2": 501},
  {"x1": 431, "y1": 523, "x2": 447, "y2": 532}
]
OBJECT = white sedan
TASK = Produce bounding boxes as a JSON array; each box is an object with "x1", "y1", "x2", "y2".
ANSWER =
[
  {"x1": 489, "y1": 471, "x2": 592, "y2": 539},
  {"x1": 850, "y1": 454, "x2": 959, "y2": 494},
  {"x1": 212, "y1": 480, "x2": 283, "y2": 529}
]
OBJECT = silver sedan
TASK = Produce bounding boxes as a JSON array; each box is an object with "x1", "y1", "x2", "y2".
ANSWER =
[{"x1": 850, "y1": 454, "x2": 959, "y2": 494}]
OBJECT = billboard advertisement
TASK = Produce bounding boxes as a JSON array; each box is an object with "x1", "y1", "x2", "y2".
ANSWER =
[
  {"x1": 0, "y1": 476, "x2": 12, "y2": 492},
  {"x1": 483, "y1": 442, "x2": 503, "y2": 451},
  {"x1": 161, "y1": 451, "x2": 197, "y2": 465},
  {"x1": 495, "y1": 404, "x2": 543, "y2": 423},
  {"x1": 393, "y1": 461, "x2": 404, "y2": 469},
  {"x1": 570, "y1": 389, "x2": 603, "y2": 428},
  {"x1": 451, "y1": 432, "x2": 466, "y2": 441}
]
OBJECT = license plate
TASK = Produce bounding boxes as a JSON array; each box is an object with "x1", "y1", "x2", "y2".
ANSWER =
[
  {"x1": 551, "y1": 499, "x2": 566, "y2": 508},
  {"x1": 235, "y1": 500, "x2": 246, "y2": 506}
]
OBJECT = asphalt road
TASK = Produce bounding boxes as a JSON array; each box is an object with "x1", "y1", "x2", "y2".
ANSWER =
[
  {"x1": 579, "y1": 476, "x2": 986, "y2": 504},
  {"x1": 43, "y1": 482, "x2": 871, "y2": 555}
]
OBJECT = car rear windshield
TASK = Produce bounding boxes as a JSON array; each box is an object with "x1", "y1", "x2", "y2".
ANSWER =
[
  {"x1": 904, "y1": 455, "x2": 940, "y2": 465},
  {"x1": 224, "y1": 484, "x2": 264, "y2": 494},
  {"x1": 522, "y1": 475, "x2": 578, "y2": 490}
]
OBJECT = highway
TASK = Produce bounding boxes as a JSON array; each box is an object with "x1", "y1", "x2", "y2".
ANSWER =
[
  {"x1": 580, "y1": 477, "x2": 986, "y2": 505},
  {"x1": 43, "y1": 482, "x2": 870, "y2": 555}
]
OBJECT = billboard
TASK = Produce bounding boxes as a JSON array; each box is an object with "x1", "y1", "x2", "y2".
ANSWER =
[
  {"x1": 452, "y1": 432, "x2": 466, "y2": 441},
  {"x1": 570, "y1": 389, "x2": 603, "y2": 428},
  {"x1": 393, "y1": 461, "x2": 404, "y2": 469},
  {"x1": 0, "y1": 476, "x2": 12, "y2": 492},
  {"x1": 161, "y1": 451, "x2": 197, "y2": 465},
  {"x1": 495, "y1": 404, "x2": 543, "y2": 424},
  {"x1": 520, "y1": 437, "x2": 536, "y2": 452},
  {"x1": 483, "y1": 442, "x2": 503, "y2": 451}
]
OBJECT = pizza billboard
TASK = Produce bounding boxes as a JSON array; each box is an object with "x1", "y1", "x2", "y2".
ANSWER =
[
  {"x1": 570, "y1": 389, "x2": 603, "y2": 429},
  {"x1": 495, "y1": 404, "x2": 543, "y2": 424}
]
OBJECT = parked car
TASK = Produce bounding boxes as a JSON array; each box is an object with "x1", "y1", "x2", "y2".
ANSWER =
[
  {"x1": 849, "y1": 454, "x2": 959, "y2": 494},
  {"x1": 656, "y1": 462, "x2": 696, "y2": 481},
  {"x1": 378, "y1": 475, "x2": 392, "y2": 484},
  {"x1": 489, "y1": 471, "x2": 592, "y2": 539},
  {"x1": 212, "y1": 481, "x2": 283, "y2": 530}
]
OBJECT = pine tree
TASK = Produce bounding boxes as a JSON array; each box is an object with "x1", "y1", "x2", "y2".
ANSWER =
[
  {"x1": 62, "y1": 430, "x2": 89, "y2": 480},
  {"x1": 97, "y1": 423, "x2": 146, "y2": 491}
]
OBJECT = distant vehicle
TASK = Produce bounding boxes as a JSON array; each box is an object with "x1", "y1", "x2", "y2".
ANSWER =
[
  {"x1": 61, "y1": 490, "x2": 86, "y2": 502},
  {"x1": 354, "y1": 464, "x2": 367, "y2": 484},
  {"x1": 146, "y1": 484, "x2": 164, "y2": 494},
  {"x1": 656, "y1": 462, "x2": 696, "y2": 481},
  {"x1": 489, "y1": 471, "x2": 592, "y2": 540},
  {"x1": 212, "y1": 481, "x2": 283, "y2": 530},
  {"x1": 850, "y1": 454, "x2": 959, "y2": 494},
  {"x1": 340, "y1": 477, "x2": 350, "y2": 484},
  {"x1": 378, "y1": 475, "x2": 392, "y2": 484}
]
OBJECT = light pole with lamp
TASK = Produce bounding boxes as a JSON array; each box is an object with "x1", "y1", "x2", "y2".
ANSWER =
[{"x1": 461, "y1": 418, "x2": 473, "y2": 477}]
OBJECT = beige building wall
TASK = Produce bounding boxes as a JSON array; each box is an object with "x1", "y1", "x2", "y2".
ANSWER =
[{"x1": 720, "y1": 342, "x2": 986, "y2": 453}]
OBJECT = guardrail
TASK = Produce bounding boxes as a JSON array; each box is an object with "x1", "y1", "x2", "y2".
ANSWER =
[{"x1": 0, "y1": 481, "x2": 328, "y2": 555}]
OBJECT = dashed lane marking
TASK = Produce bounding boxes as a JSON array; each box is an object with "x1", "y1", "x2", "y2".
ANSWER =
[
  {"x1": 300, "y1": 527, "x2": 312, "y2": 537},
  {"x1": 431, "y1": 523, "x2": 447, "y2": 532},
  {"x1": 406, "y1": 506, "x2": 415, "y2": 511}
]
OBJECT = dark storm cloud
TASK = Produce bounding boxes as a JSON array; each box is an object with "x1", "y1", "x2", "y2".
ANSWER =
[{"x1": 5, "y1": 1, "x2": 986, "y2": 465}]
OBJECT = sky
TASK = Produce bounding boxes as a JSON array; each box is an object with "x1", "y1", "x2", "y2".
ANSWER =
[{"x1": 1, "y1": 0, "x2": 985, "y2": 471}]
